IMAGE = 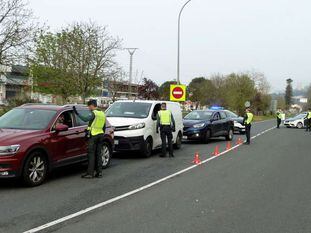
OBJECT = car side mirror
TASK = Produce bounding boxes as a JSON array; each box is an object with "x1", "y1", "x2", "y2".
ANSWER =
[{"x1": 55, "y1": 124, "x2": 69, "y2": 132}]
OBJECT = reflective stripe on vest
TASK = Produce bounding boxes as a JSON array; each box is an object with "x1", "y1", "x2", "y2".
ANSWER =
[
  {"x1": 159, "y1": 110, "x2": 172, "y2": 125},
  {"x1": 308, "y1": 112, "x2": 311, "y2": 119},
  {"x1": 90, "y1": 110, "x2": 106, "y2": 136},
  {"x1": 246, "y1": 112, "x2": 254, "y2": 125}
]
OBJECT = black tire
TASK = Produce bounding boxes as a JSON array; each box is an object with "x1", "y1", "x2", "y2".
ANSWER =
[
  {"x1": 297, "y1": 122, "x2": 303, "y2": 129},
  {"x1": 22, "y1": 151, "x2": 48, "y2": 187},
  {"x1": 102, "y1": 142, "x2": 112, "y2": 169},
  {"x1": 202, "y1": 130, "x2": 211, "y2": 144},
  {"x1": 174, "y1": 132, "x2": 182, "y2": 149},
  {"x1": 141, "y1": 137, "x2": 152, "y2": 157},
  {"x1": 226, "y1": 128, "x2": 234, "y2": 141}
]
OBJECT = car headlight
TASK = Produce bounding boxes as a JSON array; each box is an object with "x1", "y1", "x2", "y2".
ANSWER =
[
  {"x1": 193, "y1": 123, "x2": 205, "y2": 128},
  {"x1": 128, "y1": 123, "x2": 145, "y2": 130},
  {"x1": 0, "y1": 145, "x2": 20, "y2": 156}
]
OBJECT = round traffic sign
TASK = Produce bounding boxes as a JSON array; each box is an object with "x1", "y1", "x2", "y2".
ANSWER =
[
  {"x1": 172, "y1": 87, "x2": 184, "y2": 99},
  {"x1": 245, "y1": 101, "x2": 251, "y2": 108}
]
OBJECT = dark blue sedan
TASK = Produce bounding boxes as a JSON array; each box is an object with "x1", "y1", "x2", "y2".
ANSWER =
[{"x1": 183, "y1": 110, "x2": 234, "y2": 143}]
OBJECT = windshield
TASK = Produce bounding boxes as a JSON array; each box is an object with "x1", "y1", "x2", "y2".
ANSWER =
[
  {"x1": 294, "y1": 114, "x2": 306, "y2": 119},
  {"x1": 0, "y1": 108, "x2": 56, "y2": 130},
  {"x1": 226, "y1": 111, "x2": 238, "y2": 118},
  {"x1": 106, "y1": 102, "x2": 152, "y2": 119},
  {"x1": 184, "y1": 111, "x2": 213, "y2": 120}
]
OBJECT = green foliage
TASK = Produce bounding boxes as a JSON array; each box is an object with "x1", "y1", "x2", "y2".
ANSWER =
[
  {"x1": 223, "y1": 73, "x2": 256, "y2": 115},
  {"x1": 158, "y1": 81, "x2": 177, "y2": 100},
  {"x1": 184, "y1": 72, "x2": 271, "y2": 115},
  {"x1": 285, "y1": 78, "x2": 293, "y2": 109},
  {"x1": 188, "y1": 77, "x2": 216, "y2": 108},
  {"x1": 306, "y1": 85, "x2": 311, "y2": 110},
  {"x1": 30, "y1": 22, "x2": 120, "y2": 103}
]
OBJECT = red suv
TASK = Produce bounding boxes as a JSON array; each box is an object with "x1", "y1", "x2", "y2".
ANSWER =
[{"x1": 0, "y1": 104, "x2": 114, "y2": 186}]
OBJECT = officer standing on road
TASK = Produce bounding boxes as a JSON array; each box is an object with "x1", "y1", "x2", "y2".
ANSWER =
[
  {"x1": 243, "y1": 107, "x2": 254, "y2": 145},
  {"x1": 156, "y1": 102, "x2": 176, "y2": 157},
  {"x1": 305, "y1": 108, "x2": 311, "y2": 132},
  {"x1": 73, "y1": 100, "x2": 106, "y2": 178},
  {"x1": 276, "y1": 109, "x2": 282, "y2": 128}
]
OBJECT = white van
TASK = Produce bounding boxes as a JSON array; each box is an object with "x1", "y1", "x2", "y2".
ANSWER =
[{"x1": 106, "y1": 100, "x2": 183, "y2": 157}]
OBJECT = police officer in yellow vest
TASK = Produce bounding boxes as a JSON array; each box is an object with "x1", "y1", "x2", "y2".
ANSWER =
[
  {"x1": 276, "y1": 110, "x2": 282, "y2": 129},
  {"x1": 156, "y1": 103, "x2": 176, "y2": 157},
  {"x1": 243, "y1": 107, "x2": 254, "y2": 145},
  {"x1": 305, "y1": 108, "x2": 311, "y2": 132},
  {"x1": 73, "y1": 100, "x2": 106, "y2": 178}
]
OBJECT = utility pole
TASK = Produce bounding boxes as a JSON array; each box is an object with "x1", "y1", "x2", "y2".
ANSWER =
[
  {"x1": 177, "y1": 0, "x2": 192, "y2": 84},
  {"x1": 125, "y1": 48, "x2": 138, "y2": 99}
]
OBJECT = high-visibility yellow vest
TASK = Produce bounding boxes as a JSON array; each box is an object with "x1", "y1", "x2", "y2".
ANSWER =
[
  {"x1": 159, "y1": 110, "x2": 172, "y2": 125},
  {"x1": 246, "y1": 112, "x2": 254, "y2": 125},
  {"x1": 277, "y1": 112, "x2": 282, "y2": 119},
  {"x1": 88, "y1": 110, "x2": 106, "y2": 136},
  {"x1": 308, "y1": 112, "x2": 311, "y2": 119}
]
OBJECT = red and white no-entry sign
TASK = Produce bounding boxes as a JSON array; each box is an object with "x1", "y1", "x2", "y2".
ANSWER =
[
  {"x1": 172, "y1": 87, "x2": 184, "y2": 99},
  {"x1": 170, "y1": 84, "x2": 186, "y2": 101}
]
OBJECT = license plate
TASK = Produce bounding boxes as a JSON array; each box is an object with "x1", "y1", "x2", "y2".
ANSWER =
[
  {"x1": 114, "y1": 140, "x2": 119, "y2": 145},
  {"x1": 182, "y1": 136, "x2": 187, "y2": 140}
]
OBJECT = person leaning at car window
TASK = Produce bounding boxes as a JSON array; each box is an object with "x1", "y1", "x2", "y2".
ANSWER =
[
  {"x1": 156, "y1": 102, "x2": 176, "y2": 158},
  {"x1": 73, "y1": 100, "x2": 106, "y2": 179},
  {"x1": 305, "y1": 108, "x2": 311, "y2": 132}
]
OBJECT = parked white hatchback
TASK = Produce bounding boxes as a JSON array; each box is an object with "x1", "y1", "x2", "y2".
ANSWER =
[
  {"x1": 284, "y1": 112, "x2": 307, "y2": 129},
  {"x1": 106, "y1": 100, "x2": 183, "y2": 157}
]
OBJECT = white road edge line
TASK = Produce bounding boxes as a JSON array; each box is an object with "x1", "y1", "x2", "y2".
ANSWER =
[{"x1": 24, "y1": 126, "x2": 276, "y2": 233}]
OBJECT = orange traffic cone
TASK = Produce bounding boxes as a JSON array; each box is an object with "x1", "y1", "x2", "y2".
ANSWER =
[
  {"x1": 236, "y1": 137, "x2": 243, "y2": 145},
  {"x1": 192, "y1": 152, "x2": 201, "y2": 164},
  {"x1": 212, "y1": 145, "x2": 220, "y2": 156},
  {"x1": 226, "y1": 142, "x2": 232, "y2": 150}
]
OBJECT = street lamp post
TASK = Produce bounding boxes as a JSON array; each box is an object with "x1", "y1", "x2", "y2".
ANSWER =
[
  {"x1": 177, "y1": 0, "x2": 192, "y2": 84},
  {"x1": 125, "y1": 48, "x2": 138, "y2": 99}
]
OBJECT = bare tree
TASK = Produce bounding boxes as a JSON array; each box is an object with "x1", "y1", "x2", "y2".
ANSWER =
[
  {"x1": 247, "y1": 71, "x2": 270, "y2": 94},
  {"x1": 0, "y1": 0, "x2": 37, "y2": 65},
  {"x1": 30, "y1": 22, "x2": 121, "y2": 103},
  {"x1": 64, "y1": 22, "x2": 121, "y2": 102}
]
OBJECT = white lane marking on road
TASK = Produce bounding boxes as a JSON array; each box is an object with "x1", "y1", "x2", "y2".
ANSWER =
[{"x1": 24, "y1": 126, "x2": 276, "y2": 233}]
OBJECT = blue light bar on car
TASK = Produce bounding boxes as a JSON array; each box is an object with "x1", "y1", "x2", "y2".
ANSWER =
[{"x1": 209, "y1": 106, "x2": 224, "y2": 110}]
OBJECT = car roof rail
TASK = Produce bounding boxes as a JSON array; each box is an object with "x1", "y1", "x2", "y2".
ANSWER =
[
  {"x1": 20, "y1": 103, "x2": 57, "y2": 106},
  {"x1": 63, "y1": 104, "x2": 86, "y2": 108}
]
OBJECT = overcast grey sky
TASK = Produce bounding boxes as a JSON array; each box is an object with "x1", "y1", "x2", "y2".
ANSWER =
[{"x1": 29, "y1": 0, "x2": 311, "y2": 92}]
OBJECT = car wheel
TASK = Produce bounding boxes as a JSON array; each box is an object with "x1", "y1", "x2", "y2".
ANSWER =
[
  {"x1": 297, "y1": 122, "x2": 303, "y2": 129},
  {"x1": 202, "y1": 130, "x2": 211, "y2": 143},
  {"x1": 141, "y1": 137, "x2": 152, "y2": 157},
  {"x1": 174, "y1": 132, "x2": 182, "y2": 149},
  {"x1": 226, "y1": 128, "x2": 234, "y2": 141},
  {"x1": 22, "y1": 151, "x2": 48, "y2": 187},
  {"x1": 102, "y1": 142, "x2": 112, "y2": 169}
]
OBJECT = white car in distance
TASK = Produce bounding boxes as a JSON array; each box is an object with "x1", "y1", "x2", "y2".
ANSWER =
[{"x1": 284, "y1": 112, "x2": 307, "y2": 129}]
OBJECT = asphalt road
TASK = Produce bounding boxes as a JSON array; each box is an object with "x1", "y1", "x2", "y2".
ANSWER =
[{"x1": 2, "y1": 120, "x2": 310, "y2": 233}]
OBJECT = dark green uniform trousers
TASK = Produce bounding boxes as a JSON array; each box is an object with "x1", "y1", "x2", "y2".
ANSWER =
[{"x1": 87, "y1": 134, "x2": 104, "y2": 175}]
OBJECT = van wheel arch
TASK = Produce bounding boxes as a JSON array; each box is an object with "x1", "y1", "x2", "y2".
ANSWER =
[
  {"x1": 141, "y1": 136, "x2": 153, "y2": 158},
  {"x1": 174, "y1": 131, "x2": 182, "y2": 149}
]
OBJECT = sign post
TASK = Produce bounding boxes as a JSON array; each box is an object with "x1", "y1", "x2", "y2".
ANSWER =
[{"x1": 170, "y1": 84, "x2": 186, "y2": 102}]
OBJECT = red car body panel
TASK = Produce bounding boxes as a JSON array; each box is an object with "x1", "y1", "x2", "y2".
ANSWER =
[{"x1": 0, "y1": 105, "x2": 114, "y2": 178}]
